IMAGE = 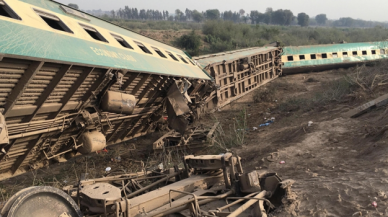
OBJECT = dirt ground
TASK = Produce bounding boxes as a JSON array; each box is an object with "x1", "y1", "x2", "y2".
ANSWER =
[
  {"x1": 2, "y1": 67, "x2": 388, "y2": 216},
  {"x1": 203, "y1": 68, "x2": 388, "y2": 217}
]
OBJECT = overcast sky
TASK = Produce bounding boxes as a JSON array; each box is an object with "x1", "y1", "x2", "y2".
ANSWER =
[{"x1": 56, "y1": 0, "x2": 388, "y2": 22}]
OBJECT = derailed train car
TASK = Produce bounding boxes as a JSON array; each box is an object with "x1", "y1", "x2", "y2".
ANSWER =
[
  {"x1": 194, "y1": 46, "x2": 282, "y2": 110},
  {"x1": 0, "y1": 0, "x2": 216, "y2": 180},
  {"x1": 0, "y1": 0, "x2": 283, "y2": 180},
  {"x1": 282, "y1": 41, "x2": 388, "y2": 74}
]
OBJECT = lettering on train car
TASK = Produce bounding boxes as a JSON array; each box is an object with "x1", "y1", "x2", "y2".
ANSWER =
[{"x1": 90, "y1": 47, "x2": 137, "y2": 62}]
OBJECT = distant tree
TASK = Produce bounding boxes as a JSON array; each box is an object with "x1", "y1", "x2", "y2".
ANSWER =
[
  {"x1": 175, "y1": 30, "x2": 202, "y2": 56},
  {"x1": 223, "y1": 10, "x2": 233, "y2": 21},
  {"x1": 168, "y1": 15, "x2": 174, "y2": 21},
  {"x1": 297, "y1": 13, "x2": 309, "y2": 26},
  {"x1": 316, "y1": 14, "x2": 328, "y2": 25},
  {"x1": 68, "y1": 3, "x2": 78, "y2": 10},
  {"x1": 110, "y1": 10, "x2": 115, "y2": 18},
  {"x1": 175, "y1": 9, "x2": 183, "y2": 21},
  {"x1": 264, "y1": 7, "x2": 273, "y2": 24},
  {"x1": 239, "y1": 9, "x2": 245, "y2": 16},
  {"x1": 283, "y1": 10, "x2": 294, "y2": 25},
  {"x1": 206, "y1": 9, "x2": 220, "y2": 20},
  {"x1": 192, "y1": 10, "x2": 204, "y2": 23},
  {"x1": 185, "y1": 8, "x2": 192, "y2": 20},
  {"x1": 250, "y1": 10, "x2": 260, "y2": 24}
]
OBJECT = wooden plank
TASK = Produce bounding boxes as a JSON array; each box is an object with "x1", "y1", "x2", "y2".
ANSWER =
[
  {"x1": 23, "y1": 65, "x2": 72, "y2": 122},
  {"x1": 3, "y1": 61, "x2": 44, "y2": 117},
  {"x1": 344, "y1": 93, "x2": 388, "y2": 118},
  {"x1": 49, "y1": 67, "x2": 94, "y2": 119},
  {"x1": 11, "y1": 135, "x2": 43, "y2": 174},
  {"x1": 0, "y1": 55, "x2": 4, "y2": 61},
  {"x1": 122, "y1": 73, "x2": 140, "y2": 91},
  {"x1": 132, "y1": 74, "x2": 151, "y2": 95}
]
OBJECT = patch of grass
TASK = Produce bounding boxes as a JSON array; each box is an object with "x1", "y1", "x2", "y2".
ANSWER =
[
  {"x1": 253, "y1": 87, "x2": 277, "y2": 103},
  {"x1": 212, "y1": 109, "x2": 247, "y2": 153}
]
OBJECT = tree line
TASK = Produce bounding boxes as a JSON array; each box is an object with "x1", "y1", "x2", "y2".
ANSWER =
[{"x1": 67, "y1": 3, "x2": 388, "y2": 28}]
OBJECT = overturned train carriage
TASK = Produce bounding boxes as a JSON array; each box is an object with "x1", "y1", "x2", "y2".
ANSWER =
[
  {"x1": 0, "y1": 0, "x2": 214, "y2": 179},
  {"x1": 282, "y1": 41, "x2": 388, "y2": 74},
  {"x1": 194, "y1": 46, "x2": 282, "y2": 110}
]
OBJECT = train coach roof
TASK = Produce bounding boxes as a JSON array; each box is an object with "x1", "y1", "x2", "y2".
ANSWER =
[
  {"x1": 0, "y1": 0, "x2": 211, "y2": 80},
  {"x1": 194, "y1": 47, "x2": 278, "y2": 67},
  {"x1": 283, "y1": 41, "x2": 388, "y2": 55}
]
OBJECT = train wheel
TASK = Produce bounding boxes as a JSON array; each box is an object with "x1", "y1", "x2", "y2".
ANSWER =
[{"x1": 2, "y1": 186, "x2": 82, "y2": 217}]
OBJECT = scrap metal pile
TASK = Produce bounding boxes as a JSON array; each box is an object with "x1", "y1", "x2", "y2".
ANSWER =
[{"x1": 1, "y1": 153, "x2": 295, "y2": 217}]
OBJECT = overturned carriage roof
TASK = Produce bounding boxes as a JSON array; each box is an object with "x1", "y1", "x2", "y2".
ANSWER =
[
  {"x1": 0, "y1": 0, "x2": 211, "y2": 80},
  {"x1": 194, "y1": 46, "x2": 279, "y2": 68}
]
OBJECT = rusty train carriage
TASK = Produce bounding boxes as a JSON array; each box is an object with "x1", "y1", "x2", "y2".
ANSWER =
[{"x1": 194, "y1": 47, "x2": 282, "y2": 110}]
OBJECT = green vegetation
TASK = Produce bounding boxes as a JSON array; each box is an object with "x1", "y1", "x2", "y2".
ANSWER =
[
  {"x1": 174, "y1": 30, "x2": 202, "y2": 56},
  {"x1": 100, "y1": 17, "x2": 388, "y2": 55},
  {"x1": 297, "y1": 13, "x2": 310, "y2": 27}
]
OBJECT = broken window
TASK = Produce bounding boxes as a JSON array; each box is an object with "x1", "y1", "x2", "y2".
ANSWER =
[
  {"x1": 287, "y1": 56, "x2": 294, "y2": 61},
  {"x1": 111, "y1": 34, "x2": 133, "y2": 49},
  {"x1": 299, "y1": 55, "x2": 305, "y2": 60},
  {"x1": 310, "y1": 54, "x2": 317, "y2": 60},
  {"x1": 166, "y1": 51, "x2": 179, "y2": 61},
  {"x1": 352, "y1": 51, "x2": 358, "y2": 56},
  {"x1": 177, "y1": 55, "x2": 189, "y2": 64},
  {"x1": 322, "y1": 53, "x2": 328, "y2": 59},
  {"x1": 80, "y1": 24, "x2": 107, "y2": 42},
  {"x1": 342, "y1": 52, "x2": 348, "y2": 57},
  {"x1": 362, "y1": 50, "x2": 367, "y2": 55},
  {"x1": 152, "y1": 47, "x2": 167, "y2": 58},
  {"x1": 380, "y1": 49, "x2": 386, "y2": 55},
  {"x1": 34, "y1": 9, "x2": 72, "y2": 33},
  {"x1": 372, "y1": 50, "x2": 376, "y2": 55},
  {"x1": 0, "y1": 0, "x2": 20, "y2": 20},
  {"x1": 332, "y1": 53, "x2": 338, "y2": 58},
  {"x1": 134, "y1": 41, "x2": 152, "y2": 54}
]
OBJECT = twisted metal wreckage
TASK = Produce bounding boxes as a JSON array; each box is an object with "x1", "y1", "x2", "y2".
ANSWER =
[{"x1": 1, "y1": 153, "x2": 296, "y2": 217}]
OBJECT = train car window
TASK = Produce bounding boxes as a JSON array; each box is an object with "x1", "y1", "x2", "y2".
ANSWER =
[
  {"x1": 380, "y1": 49, "x2": 386, "y2": 55},
  {"x1": 322, "y1": 53, "x2": 327, "y2": 59},
  {"x1": 343, "y1": 52, "x2": 348, "y2": 57},
  {"x1": 80, "y1": 24, "x2": 108, "y2": 42},
  {"x1": 166, "y1": 51, "x2": 179, "y2": 61},
  {"x1": 186, "y1": 58, "x2": 196, "y2": 65},
  {"x1": 352, "y1": 51, "x2": 358, "y2": 56},
  {"x1": 362, "y1": 51, "x2": 367, "y2": 55},
  {"x1": 177, "y1": 55, "x2": 189, "y2": 64},
  {"x1": 287, "y1": 56, "x2": 294, "y2": 61},
  {"x1": 34, "y1": 9, "x2": 72, "y2": 33},
  {"x1": 134, "y1": 41, "x2": 152, "y2": 54},
  {"x1": 299, "y1": 55, "x2": 305, "y2": 60},
  {"x1": 0, "y1": 0, "x2": 21, "y2": 20},
  {"x1": 372, "y1": 50, "x2": 376, "y2": 55},
  {"x1": 152, "y1": 47, "x2": 167, "y2": 58},
  {"x1": 111, "y1": 34, "x2": 133, "y2": 49},
  {"x1": 332, "y1": 53, "x2": 338, "y2": 58},
  {"x1": 310, "y1": 54, "x2": 316, "y2": 59}
]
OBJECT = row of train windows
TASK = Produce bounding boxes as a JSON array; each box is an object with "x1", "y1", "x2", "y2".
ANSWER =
[
  {"x1": 287, "y1": 49, "x2": 386, "y2": 61},
  {"x1": 0, "y1": 1, "x2": 195, "y2": 65}
]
